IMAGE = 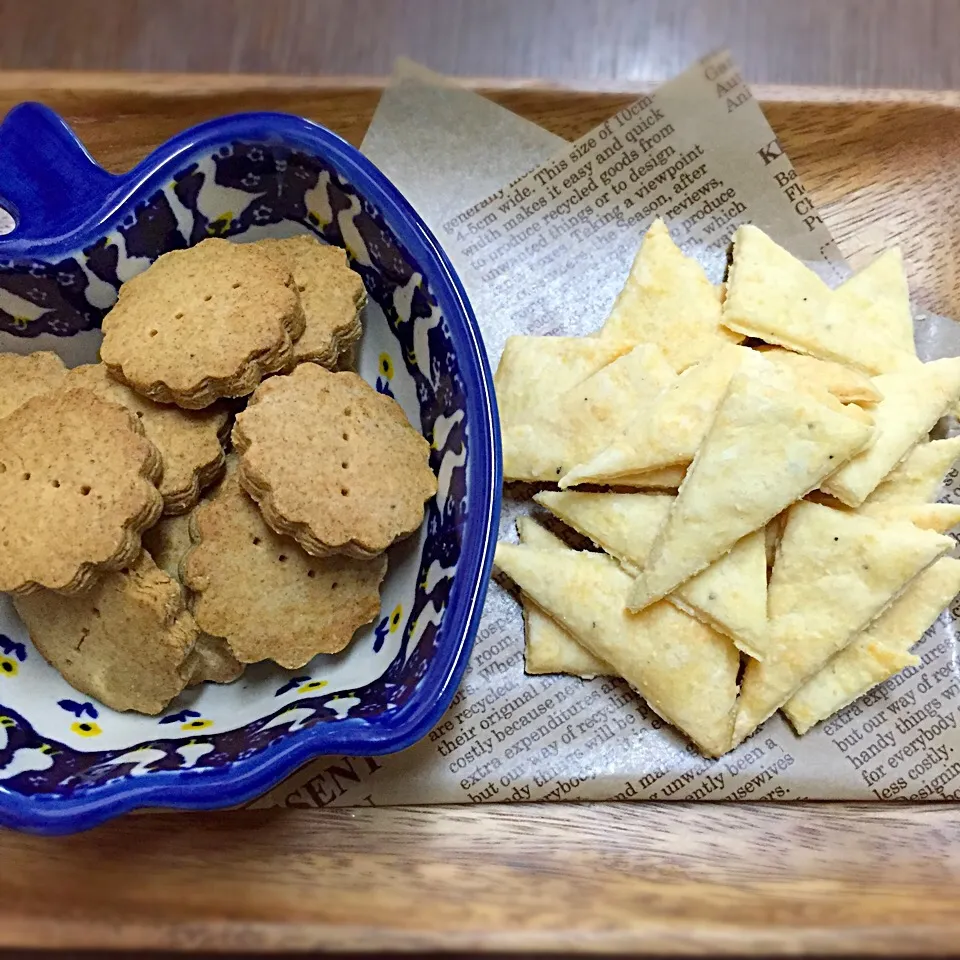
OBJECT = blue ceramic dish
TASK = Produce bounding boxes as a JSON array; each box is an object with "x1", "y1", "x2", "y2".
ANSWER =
[{"x1": 0, "y1": 103, "x2": 500, "y2": 834}]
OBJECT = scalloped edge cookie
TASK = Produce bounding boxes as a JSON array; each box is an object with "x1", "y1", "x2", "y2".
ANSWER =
[{"x1": 100, "y1": 238, "x2": 306, "y2": 409}]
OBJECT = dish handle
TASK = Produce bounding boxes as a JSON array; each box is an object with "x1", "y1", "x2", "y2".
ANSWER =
[{"x1": 0, "y1": 102, "x2": 119, "y2": 246}]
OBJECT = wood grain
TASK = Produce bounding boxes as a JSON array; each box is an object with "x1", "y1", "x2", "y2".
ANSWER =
[
  {"x1": 2, "y1": 0, "x2": 960, "y2": 91},
  {"x1": 4, "y1": 76, "x2": 960, "y2": 954},
  {"x1": 4, "y1": 804, "x2": 960, "y2": 954}
]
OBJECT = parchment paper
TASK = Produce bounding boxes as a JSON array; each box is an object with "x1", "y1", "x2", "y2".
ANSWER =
[{"x1": 255, "y1": 52, "x2": 960, "y2": 809}]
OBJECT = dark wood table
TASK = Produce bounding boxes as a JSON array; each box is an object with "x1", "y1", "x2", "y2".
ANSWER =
[{"x1": 1, "y1": 0, "x2": 959, "y2": 90}]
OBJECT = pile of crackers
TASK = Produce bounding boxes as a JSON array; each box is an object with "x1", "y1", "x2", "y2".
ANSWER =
[
  {"x1": 0, "y1": 236, "x2": 436, "y2": 715},
  {"x1": 495, "y1": 219, "x2": 960, "y2": 758}
]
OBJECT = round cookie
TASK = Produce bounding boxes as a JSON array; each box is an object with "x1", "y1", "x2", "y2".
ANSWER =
[
  {"x1": 13, "y1": 551, "x2": 199, "y2": 715},
  {"x1": 64, "y1": 363, "x2": 230, "y2": 515},
  {"x1": 182, "y1": 465, "x2": 387, "y2": 669},
  {"x1": 255, "y1": 236, "x2": 366, "y2": 368},
  {"x1": 142, "y1": 509, "x2": 244, "y2": 686},
  {"x1": 0, "y1": 387, "x2": 162, "y2": 595},
  {"x1": 232, "y1": 364, "x2": 437, "y2": 558},
  {"x1": 100, "y1": 238, "x2": 306, "y2": 409},
  {"x1": 0, "y1": 351, "x2": 67, "y2": 420}
]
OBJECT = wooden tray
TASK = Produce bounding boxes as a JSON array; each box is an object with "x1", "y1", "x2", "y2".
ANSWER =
[{"x1": 2, "y1": 73, "x2": 960, "y2": 957}]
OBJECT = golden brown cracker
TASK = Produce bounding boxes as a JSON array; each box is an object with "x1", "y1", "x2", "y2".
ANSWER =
[
  {"x1": 495, "y1": 542, "x2": 740, "y2": 758},
  {"x1": 142, "y1": 510, "x2": 244, "y2": 686},
  {"x1": 600, "y1": 218, "x2": 740, "y2": 370},
  {"x1": 13, "y1": 551, "x2": 198, "y2": 715},
  {"x1": 864, "y1": 437, "x2": 960, "y2": 504},
  {"x1": 722, "y1": 225, "x2": 916, "y2": 376},
  {"x1": 516, "y1": 516, "x2": 613, "y2": 678},
  {"x1": 733, "y1": 502, "x2": 953, "y2": 746},
  {"x1": 628, "y1": 354, "x2": 874, "y2": 612},
  {"x1": 100, "y1": 238, "x2": 306, "y2": 409},
  {"x1": 64, "y1": 363, "x2": 230, "y2": 514},
  {"x1": 187, "y1": 635, "x2": 245, "y2": 687},
  {"x1": 783, "y1": 557, "x2": 960, "y2": 734},
  {"x1": 0, "y1": 387, "x2": 162, "y2": 595},
  {"x1": 754, "y1": 346, "x2": 882, "y2": 404},
  {"x1": 0, "y1": 351, "x2": 67, "y2": 420},
  {"x1": 256, "y1": 236, "x2": 365, "y2": 368},
  {"x1": 182, "y1": 467, "x2": 387, "y2": 668},
  {"x1": 233, "y1": 364, "x2": 436, "y2": 558},
  {"x1": 821, "y1": 358, "x2": 960, "y2": 506}
]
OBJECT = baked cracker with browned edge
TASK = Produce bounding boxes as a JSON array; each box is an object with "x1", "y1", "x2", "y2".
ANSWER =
[
  {"x1": 182, "y1": 465, "x2": 387, "y2": 669},
  {"x1": 142, "y1": 509, "x2": 243, "y2": 686},
  {"x1": 64, "y1": 363, "x2": 230, "y2": 515},
  {"x1": 100, "y1": 238, "x2": 306, "y2": 409},
  {"x1": 233, "y1": 363, "x2": 437, "y2": 558},
  {"x1": 0, "y1": 351, "x2": 67, "y2": 420},
  {"x1": 256, "y1": 235, "x2": 366, "y2": 368},
  {"x1": 0, "y1": 388, "x2": 162, "y2": 595},
  {"x1": 13, "y1": 551, "x2": 199, "y2": 715}
]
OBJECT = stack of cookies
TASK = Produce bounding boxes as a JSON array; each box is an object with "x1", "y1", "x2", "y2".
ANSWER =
[{"x1": 0, "y1": 237, "x2": 437, "y2": 715}]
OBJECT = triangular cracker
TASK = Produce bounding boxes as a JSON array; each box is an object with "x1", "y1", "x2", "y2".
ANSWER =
[
  {"x1": 560, "y1": 344, "x2": 746, "y2": 488},
  {"x1": 600, "y1": 218, "x2": 741, "y2": 370},
  {"x1": 857, "y1": 502, "x2": 960, "y2": 533},
  {"x1": 832, "y1": 247, "x2": 917, "y2": 357},
  {"x1": 534, "y1": 490, "x2": 672, "y2": 574},
  {"x1": 783, "y1": 557, "x2": 960, "y2": 735},
  {"x1": 494, "y1": 542, "x2": 740, "y2": 757},
  {"x1": 722, "y1": 226, "x2": 916, "y2": 375},
  {"x1": 755, "y1": 346, "x2": 882, "y2": 404},
  {"x1": 671, "y1": 530, "x2": 767, "y2": 661},
  {"x1": 733, "y1": 501, "x2": 953, "y2": 745},
  {"x1": 495, "y1": 335, "x2": 634, "y2": 428},
  {"x1": 503, "y1": 343, "x2": 676, "y2": 482},
  {"x1": 615, "y1": 465, "x2": 686, "y2": 489},
  {"x1": 864, "y1": 437, "x2": 960, "y2": 504},
  {"x1": 535, "y1": 491, "x2": 767, "y2": 658},
  {"x1": 628, "y1": 356, "x2": 874, "y2": 611},
  {"x1": 821, "y1": 357, "x2": 960, "y2": 506},
  {"x1": 516, "y1": 516, "x2": 612, "y2": 678}
]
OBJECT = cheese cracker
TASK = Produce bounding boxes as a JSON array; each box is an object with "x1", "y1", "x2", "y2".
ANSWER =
[
  {"x1": 495, "y1": 542, "x2": 740, "y2": 757},
  {"x1": 560, "y1": 344, "x2": 745, "y2": 488},
  {"x1": 832, "y1": 247, "x2": 917, "y2": 357},
  {"x1": 516, "y1": 517, "x2": 612, "y2": 678},
  {"x1": 600, "y1": 218, "x2": 740, "y2": 370},
  {"x1": 856, "y1": 502, "x2": 960, "y2": 533},
  {"x1": 821, "y1": 357, "x2": 960, "y2": 506},
  {"x1": 535, "y1": 490, "x2": 766, "y2": 658},
  {"x1": 754, "y1": 346, "x2": 882, "y2": 405},
  {"x1": 864, "y1": 437, "x2": 960, "y2": 504},
  {"x1": 627, "y1": 355, "x2": 874, "y2": 612},
  {"x1": 495, "y1": 335, "x2": 634, "y2": 428},
  {"x1": 722, "y1": 226, "x2": 916, "y2": 376},
  {"x1": 503, "y1": 343, "x2": 675, "y2": 482},
  {"x1": 783, "y1": 557, "x2": 960, "y2": 735},
  {"x1": 733, "y1": 502, "x2": 953, "y2": 746}
]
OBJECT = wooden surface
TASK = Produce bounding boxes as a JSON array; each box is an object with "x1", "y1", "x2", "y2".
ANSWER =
[
  {"x1": 3, "y1": 804, "x2": 960, "y2": 954},
  {"x1": 1, "y1": 74, "x2": 960, "y2": 955},
  {"x1": 1, "y1": 0, "x2": 960, "y2": 90}
]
